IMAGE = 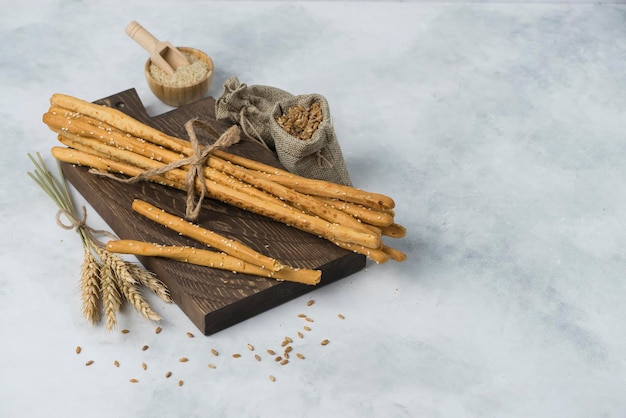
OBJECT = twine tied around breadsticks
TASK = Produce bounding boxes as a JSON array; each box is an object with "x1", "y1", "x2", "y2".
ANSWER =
[{"x1": 91, "y1": 121, "x2": 241, "y2": 221}]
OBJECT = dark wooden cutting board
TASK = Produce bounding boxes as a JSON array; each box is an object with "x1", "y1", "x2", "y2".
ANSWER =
[{"x1": 61, "y1": 88, "x2": 366, "y2": 335}]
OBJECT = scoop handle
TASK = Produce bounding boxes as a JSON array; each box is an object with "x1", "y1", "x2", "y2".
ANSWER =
[{"x1": 126, "y1": 21, "x2": 159, "y2": 54}]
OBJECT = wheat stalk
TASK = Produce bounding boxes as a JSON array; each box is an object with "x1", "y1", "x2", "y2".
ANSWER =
[{"x1": 27, "y1": 152, "x2": 170, "y2": 329}]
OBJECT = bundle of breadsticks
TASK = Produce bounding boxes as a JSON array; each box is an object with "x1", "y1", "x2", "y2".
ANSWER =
[{"x1": 42, "y1": 93, "x2": 406, "y2": 282}]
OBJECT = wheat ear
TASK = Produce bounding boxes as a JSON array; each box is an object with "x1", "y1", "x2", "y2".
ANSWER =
[
  {"x1": 113, "y1": 268, "x2": 162, "y2": 322},
  {"x1": 79, "y1": 247, "x2": 100, "y2": 324},
  {"x1": 96, "y1": 248, "x2": 122, "y2": 330},
  {"x1": 126, "y1": 263, "x2": 172, "y2": 303}
]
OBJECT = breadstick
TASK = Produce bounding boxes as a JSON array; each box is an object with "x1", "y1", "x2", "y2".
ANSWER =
[
  {"x1": 57, "y1": 134, "x2": 111, "y2": 160},
  {"x1": 48, "y1": 105, "x2": 139, "y2": 140},
  {"x1": 132, "y1": 199, "x2": 283, "y2": 272},
  {"x1": 49, "y1": 94, "x2": 189, "y2": 153},
  {"x1": 379, "y1": 223, "x2": 407, "y2": 239},
  {"x1": 51, "y1": 146, "x2": 178, "y2": 188},
  {"x1": 106, "y1": 240, "x2": 321, "y2": 285},
  {"x1": 212, "y1": 150, "x2": 394, "y2": 210},
  {"x1": 316, "y1": 196, "x2": 394, "y2": 227},
  {"x1": 274, "y1": 175, "x2": 394, "y2": 211},
  {"x1": 381, "y1": 246, "x2": 407, "y2": 262},
  {"x1": 43, "y1": 111, "x2": 115, "y2": 139},
  {"x1": 332, "y1": 240, "x2": 390, "y2": 264}
]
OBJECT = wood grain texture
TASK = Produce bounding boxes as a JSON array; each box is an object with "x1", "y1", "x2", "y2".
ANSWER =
[{"x1": 61, "y1": 89, "x2": 365, "y2": 335}]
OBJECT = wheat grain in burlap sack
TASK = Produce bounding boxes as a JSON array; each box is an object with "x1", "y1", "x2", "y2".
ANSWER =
[{"x1": 215, "y1": 77, "x2": 352, "y2": 186}]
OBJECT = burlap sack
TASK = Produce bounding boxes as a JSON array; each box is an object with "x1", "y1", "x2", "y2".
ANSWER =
[{"x1": 215, "y1": 77, "x2": 352, "y2": 186}]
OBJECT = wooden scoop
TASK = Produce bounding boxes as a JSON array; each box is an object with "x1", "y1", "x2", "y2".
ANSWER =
[{"x1": 126, "y1": 21, "x2": 190, "y2": 75}]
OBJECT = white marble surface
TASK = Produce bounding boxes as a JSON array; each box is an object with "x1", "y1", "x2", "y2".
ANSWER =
[{"x1": 2, "y1": 1, "x2": 626, "y2": 417}]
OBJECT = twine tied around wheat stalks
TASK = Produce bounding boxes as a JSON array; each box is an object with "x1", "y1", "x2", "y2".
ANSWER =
[
  {"x1": 27, "y1": 153, "x2": 172, "y2": 330},
  {"x1": 92, "y1": 120, "x2": 241, "y2": 221},
  {"x1": 56, "y1": 205, "x2": 117, "y2": 247}
]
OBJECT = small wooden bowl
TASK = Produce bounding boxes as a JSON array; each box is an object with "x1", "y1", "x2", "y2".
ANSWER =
[{"x1": 144, "y1": 47, "x2": 214, "y2": 107}]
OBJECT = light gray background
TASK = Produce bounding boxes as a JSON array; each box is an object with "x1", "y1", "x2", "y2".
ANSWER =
[{"x1": 2, "y1": 1, "x2": 625, "y2": 417}]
